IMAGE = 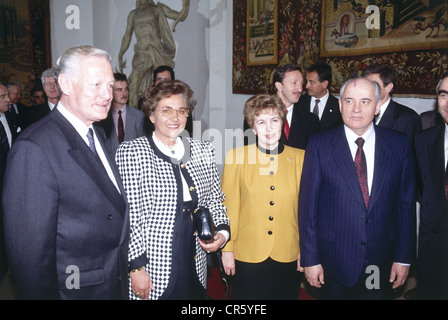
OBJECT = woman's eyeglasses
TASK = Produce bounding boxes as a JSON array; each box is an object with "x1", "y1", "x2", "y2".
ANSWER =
[{"x1": 158, "y1": 107, "x2": 189, "y2": 118}]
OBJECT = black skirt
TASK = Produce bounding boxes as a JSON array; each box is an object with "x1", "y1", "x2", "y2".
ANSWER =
[
  {"x1": 165, "y1": 201, "x2": 205, "y2": 300},
  {"x1": 231, "y1": 257, "x2": 301, "y2": 300}
]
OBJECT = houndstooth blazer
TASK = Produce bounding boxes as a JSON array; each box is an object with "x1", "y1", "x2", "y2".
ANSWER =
[{"x1": 116, "y1": 135, "x2": 229, "y2": 300}]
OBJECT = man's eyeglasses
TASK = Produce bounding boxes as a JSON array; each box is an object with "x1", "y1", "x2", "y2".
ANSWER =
[{"x1": 158, "y1": 107, "x2": 189, "y2": 118}]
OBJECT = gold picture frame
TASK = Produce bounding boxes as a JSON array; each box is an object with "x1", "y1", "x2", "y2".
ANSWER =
[
  {"x1": 321, "y1": 1, "x2": 448, "y2": 57},
  {"x1": 246, "y1": 0, "x2": 278, "y2": 66}
]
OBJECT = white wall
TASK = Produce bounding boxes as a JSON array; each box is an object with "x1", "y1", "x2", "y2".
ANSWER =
[{"x1": 49, "y1": 0, "x2": 437, "y2": 170}]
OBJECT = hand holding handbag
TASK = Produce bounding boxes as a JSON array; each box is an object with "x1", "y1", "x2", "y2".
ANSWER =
[
  {"x1": 194, "y1": 207, "x2": 216, "y2": 244},
  {"x1": 194, "y1": 207, "x2": 230, "y2": 298}
]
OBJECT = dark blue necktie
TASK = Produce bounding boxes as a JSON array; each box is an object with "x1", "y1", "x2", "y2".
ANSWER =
[{"x1": 86, "y1": 128, "x2": 99, "y2": 158}]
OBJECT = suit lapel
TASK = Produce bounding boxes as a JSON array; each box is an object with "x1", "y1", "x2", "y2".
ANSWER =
[
  {"x1": 331, "y1": 127, "x2": 367, "y2": 209},
  {"x1": 378, "y1": 100, "x2": 395, "y2": 127},
  {"x1": 368, "y1": 126, "x2": 393, "y2": 212},
  {"x1": 52, "y1": 110, "x2": 124, "y2": 207},
  {"x1": 427, "y1": 124, "x2": 446, "y2": 207}
]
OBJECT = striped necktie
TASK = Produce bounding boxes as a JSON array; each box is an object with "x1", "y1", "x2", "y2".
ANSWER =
[
  {"x1": 355, "y1": 137, "x2": 369, "y2": 208},
  {"x1": 86, "y1": 128, "x2": 99, "y2": 158}
]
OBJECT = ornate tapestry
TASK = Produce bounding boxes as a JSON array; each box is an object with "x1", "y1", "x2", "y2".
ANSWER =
[{"x1": 233, "y1": 0, "x2": 448, "y2": 97}]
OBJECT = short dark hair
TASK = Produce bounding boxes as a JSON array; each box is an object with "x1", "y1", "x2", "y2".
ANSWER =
[
  {"x1": 114, "y1": 72, "x2": 128, "y2": 82},
  {"x1": 153, "y1": 65, "x2": 175, "y2": 82},
  {"x1": 361, "y1": 64, "x2": 396, "y2": 87},
  {"x1": 273, "y1": 64, "x2": 302, "y2": 91},
  {"x1": 307, "y1": 62, "x2": 332, "y2": 86}
]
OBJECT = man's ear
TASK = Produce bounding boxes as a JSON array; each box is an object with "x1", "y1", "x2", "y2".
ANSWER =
[
  {"x1": 57, "y1": 74, "x2": 72, "y2": 96},
  {"x1": 274, "y1": 81, "x2": 282, "y2": 93},
  {"x1": 384, "y1": 82, "x2": 393, "y2": 96}
]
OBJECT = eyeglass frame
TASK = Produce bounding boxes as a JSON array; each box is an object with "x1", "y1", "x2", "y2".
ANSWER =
[{"x1": 156, "y1": 106, "x2": 190, "y2": 118}]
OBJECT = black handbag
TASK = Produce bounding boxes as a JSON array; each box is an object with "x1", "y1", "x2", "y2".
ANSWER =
[
  {"x1": 194, "y1": 207, "x2": 216, "y2": 243},
  {"x1": 194, "y1": 207, "x2": 230, "y2": 298}
]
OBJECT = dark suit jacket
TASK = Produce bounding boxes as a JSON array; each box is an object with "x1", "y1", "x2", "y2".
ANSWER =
[
  {"x1": 414, "y1": 123, "x2": 448, "y2": 298},
  {"x1": 296, "y1": 93, "x2": 343, "y2": 133},
  {"x1": 0, "y1": 111, "x2": 21, "y2": 281},
  {"x1": 299, "y1": 125, "x2": 416, "y2": 288},
  {"x1": 377, "y1": 100, "x2": 422, "y2": 144},
  {"x1": 2, "y1": 108, "x2": 129, "y2": 299},
  {"x1": 96, "y1": 105, "x2": 146, "y2": 159},
  {"x1": 9, "y1": 102, "x2": 29, "y2": 129},
  {"x1": 420, "y1": 109, "x2": 443, "y2": 130},
  {"x1": 25, "y1": 102, "x2": 52, "y2": 126}
]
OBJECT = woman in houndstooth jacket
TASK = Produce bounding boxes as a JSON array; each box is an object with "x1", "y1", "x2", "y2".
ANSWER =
[{"x1": 116, "y1": 80, "x2": 230, "y2": 300}]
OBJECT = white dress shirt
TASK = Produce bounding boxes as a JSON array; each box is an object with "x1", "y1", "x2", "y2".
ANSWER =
[
  {"x1": 310, "y1": 90, "x2": 330, "y2": 120},
  {"x1": 344, "y1": 124, "x2": 376, "y2": 195},
  {"x1": 48, "y1": 101, "x2": 56, "y2": 110},
  {"x1": 0, "y1": 113, "x2": 12, "y2": 148},
  {"x1": 286, "y1": 104, "x2": 294, "y2": 127},
  {"x1": 375, "y1": 97, "x2": 391, "y2": 124},
  {"x1": 57, "y1": 103, "x2": 121, "y2": 193},
  {"x1": 445, "y1": 124, "x2": 448, "y2": 167}
]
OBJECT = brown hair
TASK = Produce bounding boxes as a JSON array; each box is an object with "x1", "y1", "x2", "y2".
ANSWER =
[
  {"x1": 243, "y1": 94, "x2": 286, "y2": 128},
  {"x1": 141, "y1": 80, "x2": 196, "y2": 117}
]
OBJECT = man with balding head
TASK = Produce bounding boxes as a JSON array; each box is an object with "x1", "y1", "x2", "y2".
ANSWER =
[{"x1": 299, "y1": 77, "x2": 416, "y2": 299}]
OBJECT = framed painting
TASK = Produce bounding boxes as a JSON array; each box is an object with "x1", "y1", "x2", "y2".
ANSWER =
[
  {"x1": 246, "y1": 0, "x2": 278, "y2": 66},
  {"x1": 321, "y1": 0, "x2": 448, "y2": 57},
  {"x1": 0, "y1": 0, "x2": 51, "y2": 102}
]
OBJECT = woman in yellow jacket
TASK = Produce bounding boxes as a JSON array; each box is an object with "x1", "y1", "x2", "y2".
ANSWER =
[{"x1": 221, "y1": 94, "x2": 305, "y2": 300}]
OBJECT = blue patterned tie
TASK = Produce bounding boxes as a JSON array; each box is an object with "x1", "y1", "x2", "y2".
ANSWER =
[
  {"x1": 0, "y1": 119, "x2": 10, "y2": 153},
  {"x1": 355, "y1": 137, "x2": 369, "y2": 208},
  {"x1": 86, "y1": 128, "x2": 99, "y2": 157}
]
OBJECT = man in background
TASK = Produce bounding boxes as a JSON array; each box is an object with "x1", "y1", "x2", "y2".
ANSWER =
[
  {"x1": 414, "y1": 73, "x2": 448, "y2": 299},
  {"x1": 96, "y1": 72, "x2": 146, "y2": 159}
]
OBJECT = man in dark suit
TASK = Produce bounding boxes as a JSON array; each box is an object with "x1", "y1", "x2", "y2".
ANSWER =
[
  {"x1": 243, "y1": 64, "x2": 319, "y2": 149},
  {"x1": 362, "y1": 64, "x2": 422, "y2": 144},
  {"x1": 414, "y1": 73, "x2": 448, "y2": 299},
  {"x1": 7, "y1": 82, "x2": 28, "y2": 130},
  {"x1": 420, "y1": 109, "x2": 443, "y2": 130},
  {"x1": 2, "y1": 46, "x2": 129, "y2": 300},
  {"x1": 26, "y1": 68, "x2": 61, "y2": 126},
  {"x1": 0, "y1": 83, "x2": 13, "y2": 283},
  {"x1": 299, "y1": 77, "x2": 416, "y2": 299},
  {"x1": 297, "y1": 62, "x2": 343, "y2": 132},
  {"x1": 96, "y1": 73, "x2": 146, "y2": 159}
]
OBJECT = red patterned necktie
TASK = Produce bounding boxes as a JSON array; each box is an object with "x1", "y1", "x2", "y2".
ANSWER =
[
  {"x1": 355, "y1": 137, "x2": 369, "y2": 208},
  {"x1": 118, "y1": 110, "x2": 124, "y2": 143},
  {"x1": 284, "y1": 109, "x2": 290, "y2": 140}
]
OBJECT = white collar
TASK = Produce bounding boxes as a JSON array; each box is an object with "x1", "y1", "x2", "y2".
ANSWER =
[{"x1": 152, "y1": 132, "x2": 185, "y2": 160}]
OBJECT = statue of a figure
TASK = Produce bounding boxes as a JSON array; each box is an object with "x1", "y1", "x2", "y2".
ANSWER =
[{"x1": 118, "y1": 0, "x2": 190, "y2": 107}]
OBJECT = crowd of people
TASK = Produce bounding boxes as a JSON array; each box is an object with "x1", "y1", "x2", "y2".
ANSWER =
[{"x1": 0, "y1": 44, "x2": 446, "y2": 300}]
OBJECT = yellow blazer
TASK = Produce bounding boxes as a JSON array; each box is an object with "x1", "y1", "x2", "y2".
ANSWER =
[{"x1": 221, "y1": 143, "x2": 305, "y2": 263}]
